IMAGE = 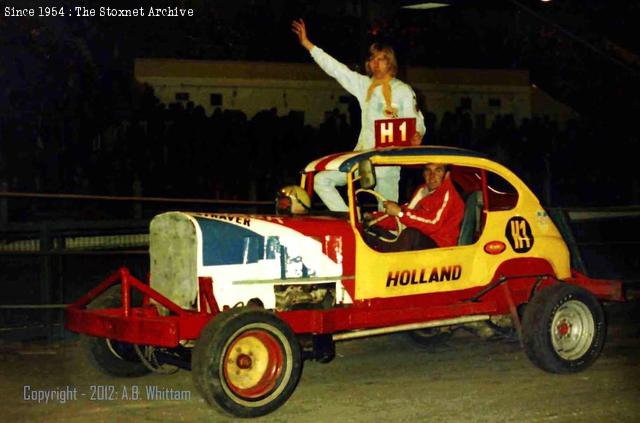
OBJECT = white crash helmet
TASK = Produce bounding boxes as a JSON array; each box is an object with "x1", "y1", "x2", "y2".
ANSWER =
[{"x1": 276, "y1": 185, "x2": 311, "y2": 215}]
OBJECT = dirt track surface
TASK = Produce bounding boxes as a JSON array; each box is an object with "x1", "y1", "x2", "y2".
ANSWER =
[{"x1": 2, "y1": 302, "x2": 639, "y2": 423}]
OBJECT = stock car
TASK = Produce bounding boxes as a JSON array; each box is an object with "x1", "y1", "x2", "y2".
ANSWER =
[{"x1": 66, "y1": 145, "x2": 625, "y2": 418}]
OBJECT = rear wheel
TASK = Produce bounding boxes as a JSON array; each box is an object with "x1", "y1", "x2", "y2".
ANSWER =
[
  {"x1": 81, "y1": 286, "x2": 151, "y2": 377},
  {"x1": 192, "y1": 309, "x2": 302, "y2": 417},
  {"x1": 522, "y1": 284, "x2": 606, "y2": 373}
]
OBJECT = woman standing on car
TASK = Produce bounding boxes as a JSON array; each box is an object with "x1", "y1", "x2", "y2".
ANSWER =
[{"x1": 292, "y1": 19, "x2": 426, "y2": 212}]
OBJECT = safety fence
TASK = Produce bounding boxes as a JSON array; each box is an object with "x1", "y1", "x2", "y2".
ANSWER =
[
  {"x1": 0, "y1": 190, "x2": 274, "y2": 223},
  {"x1": 0, "y1": 191, "x2": 638, "y2": 342},
  {"x1": 0, "y1": 220, "x2": 149, "y2": 341}
]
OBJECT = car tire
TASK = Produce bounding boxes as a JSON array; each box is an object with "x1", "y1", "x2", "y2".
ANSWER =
[
  {"x1": 192, "y1": 309, "x2": 303, "y2": 417},
  {"x1": 191, "y1": 308, "x2": 243, "y2": 400},
  {"x1": 522, "y1": 283, "x2": 606, "y2": 374},
  {"x1": 81, "y1": 286, "x2": 151, "y2": 377}
]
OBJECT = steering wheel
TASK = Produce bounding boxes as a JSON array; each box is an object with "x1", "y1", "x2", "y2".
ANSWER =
[{"x1": 355, "y1": 188, "x2": 403, "y2": 242}]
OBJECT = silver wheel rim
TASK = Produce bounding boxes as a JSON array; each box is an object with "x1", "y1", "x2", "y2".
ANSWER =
[
  {"x1": 105, "y1": 339, "x2": 126, "y2": 360},
  {"x1": 550, "y1": 300, "x2": 595, "y2": 360}
]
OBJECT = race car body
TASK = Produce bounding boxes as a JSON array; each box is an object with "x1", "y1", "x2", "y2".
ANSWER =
[{"x1": 66, "y1": 146, "x2": 625, "y2": 418}]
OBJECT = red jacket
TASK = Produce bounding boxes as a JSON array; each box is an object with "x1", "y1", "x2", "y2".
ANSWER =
[{"x1": 373, "y1": 176, "x2": 464, "y2": 247}]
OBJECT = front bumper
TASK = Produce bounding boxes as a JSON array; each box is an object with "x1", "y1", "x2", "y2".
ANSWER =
[{"x1": 65, "y1": 268, "x2": 217, "y2": 347}]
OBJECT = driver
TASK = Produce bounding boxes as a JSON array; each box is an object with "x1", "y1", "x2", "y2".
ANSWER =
[{"x1": 364, "y1": 163, "x2": 464, "y2": 252}]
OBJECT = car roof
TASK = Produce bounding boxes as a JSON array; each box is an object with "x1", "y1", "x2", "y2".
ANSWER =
[{"x1": 304, "y1": 146, "x2": 487, "y2": 173}]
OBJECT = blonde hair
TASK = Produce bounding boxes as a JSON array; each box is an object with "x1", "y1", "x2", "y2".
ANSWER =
[{"x1": 365, "y1": 43, "x2": 398, "y2": 77}]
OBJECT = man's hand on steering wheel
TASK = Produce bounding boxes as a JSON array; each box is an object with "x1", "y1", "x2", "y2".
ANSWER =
[
  {"x1": 355, "y1": 188, "x2": 402, "y2": 241},
  {"x1": 383, "y1": 201, "x2": 402, "y2": 217}
]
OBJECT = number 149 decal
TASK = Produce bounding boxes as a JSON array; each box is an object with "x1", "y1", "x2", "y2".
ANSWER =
[{"x1": 505, "y1": 217, "x2": 534, "y2": 253}]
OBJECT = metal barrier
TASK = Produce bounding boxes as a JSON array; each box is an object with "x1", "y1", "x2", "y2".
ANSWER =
[
  {"x1": 0, "y1": 190, "x2": 273, "y2": 223},
  {"x1": 0, "y1": 219, "x2": 148, "y2": 341},
  {"x1": 0, "y1": 191, "x2": 638, "y2": 342}
]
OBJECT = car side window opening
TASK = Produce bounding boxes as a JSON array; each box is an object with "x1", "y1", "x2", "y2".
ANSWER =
[
  {"x1": 449, "y1": 165, "x2": 485, "y2": 245},
  {"x1": 485, "y1": 170, "x2": 519, "y2": 211},
  {"x1": 447, "y1": 165, "x2": 486, "y2": 246},
  {"x1": 450, "y1": 165, "x2": 519, "y2": 244}
]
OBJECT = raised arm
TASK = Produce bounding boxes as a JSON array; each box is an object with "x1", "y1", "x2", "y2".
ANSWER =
[
  {"x1": 292, "y1": 19, "x2": 368, "y2": 99},
  {"x1": 291, "y1": 19, "x2": 315, "y2": 51}
]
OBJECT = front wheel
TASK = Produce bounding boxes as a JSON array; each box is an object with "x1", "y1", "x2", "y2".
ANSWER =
[
  {"x1": 82, "y1": 336, "x2": 152, "y2": 377},
  {"x1": 81, "y1": 285, "x2": 150, "y2": 377},
  {"x1": 192, "y1": 309, "x2": 302, "y2": 418},
  {"x1": 522, "y1": 283, "x2": 606, "y2": 374}
]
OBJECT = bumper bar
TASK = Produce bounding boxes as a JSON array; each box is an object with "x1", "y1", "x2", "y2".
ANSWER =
[{"x1": 65, "y1": 268, "x2": 217, "y2": 347}]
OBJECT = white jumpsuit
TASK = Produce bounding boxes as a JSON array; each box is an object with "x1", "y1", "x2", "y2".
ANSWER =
[{"x1": 310, "y1": 46, "x2": 426, "y2": 211}]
